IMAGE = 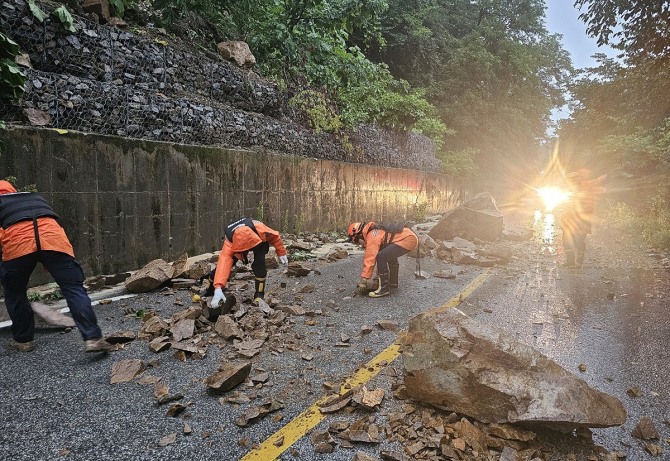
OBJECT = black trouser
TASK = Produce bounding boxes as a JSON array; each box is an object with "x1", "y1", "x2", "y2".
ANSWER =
[
  {"x1": 0, "y1": 251, "x2": 102, "y2": 342},
  {"x1": 375, "y1": 243, "x2": 410, "y2": 275},
  {"x1": 249, "y1": 242, "x2": 270, "y2": 278}
]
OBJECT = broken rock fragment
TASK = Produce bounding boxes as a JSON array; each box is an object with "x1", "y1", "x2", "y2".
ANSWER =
[
  {"x1": 234, "y1": 399, "x2": 284, "y2": 427},
  {"x1": 402, "y1": 308, "x2": 627, "y2": 430},
  {"x1": 352, "y1": 386, "x2": 385, "y2": 410},
  {"x1": 632, "y1": 416, "x2": 659, "y2": 440},
  {"x1": 204, "y1": 362, "x2": 251, "y2": 393},
  {"x1": 124, "y1": 259, "x2": 175, "y2": 293},
  {"x1": 286, "y1": 262, "x2": 311, "y2": 277},
  {"x1": 170, "y1": 319, "x2": 195, "y2": 342},
  {"x1": 110, "y1": 359, "x2": 146, "y2": 384},
  {"x1": 214, "y1": 315, "x2": 243, "y2": 340}
]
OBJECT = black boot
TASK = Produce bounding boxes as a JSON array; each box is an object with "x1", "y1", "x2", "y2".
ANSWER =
[
  {"x1": 561, "y1": 251, "x2": 575, "y2": 268},
  {"x1": 369, "y1": 273, "x2": 390, "y2": 298},
  {"x1": 254, "y1": 277, "x2": 266, "y2": 303},
  {"x1": 388, "y1": 262, "x2": 399, "y2": 288},
  {"x1": 575, "y1": 252, "x2": 585, "y2": 268}
]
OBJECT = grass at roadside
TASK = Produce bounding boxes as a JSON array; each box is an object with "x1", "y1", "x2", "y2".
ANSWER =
[{"x1": 604, "y1": 194, "x2": 670, "y2": 250}]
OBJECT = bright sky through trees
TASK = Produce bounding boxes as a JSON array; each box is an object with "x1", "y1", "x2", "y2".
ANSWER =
[
  {"x1": 544, "y1": 0, "x2": 617, "y2": 124},
  {"x1": 545, "y1": 0, "x2": 617, "y2": 69}
]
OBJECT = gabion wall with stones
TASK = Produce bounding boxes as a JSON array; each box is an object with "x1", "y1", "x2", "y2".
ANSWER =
[{"x1": 0, "y1": 0, "x2": 442, "y2": 172}]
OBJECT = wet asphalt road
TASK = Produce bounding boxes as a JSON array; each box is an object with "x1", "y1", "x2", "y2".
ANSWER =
[
  {"x1": 457, "y1": 209, "x2": 670, "y2": 460},
  {"x1": 1, "y1": 211, "x2": 668, "y2": 461}
]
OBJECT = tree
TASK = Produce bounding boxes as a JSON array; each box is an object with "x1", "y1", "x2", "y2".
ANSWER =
[
  {"x1": 574, "y1": 0, "x2": 670, "y2": 63},
  {"x1": 356, "y1": 0, "x2": 573, "y2": 181}
]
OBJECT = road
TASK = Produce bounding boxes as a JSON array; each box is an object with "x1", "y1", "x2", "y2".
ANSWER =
[{"x1": 0, "y1": 207, "x2": 668, "y2": 461}]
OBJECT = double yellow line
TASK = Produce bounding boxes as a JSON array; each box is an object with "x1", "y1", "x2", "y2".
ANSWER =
[{"x1": 240, "y1": 270, "x2": 491, "y2": 461}]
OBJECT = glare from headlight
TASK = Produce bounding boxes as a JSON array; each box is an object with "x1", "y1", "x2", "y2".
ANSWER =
[{"x1": 537, "y1": 187, "x2": 569, "y2": 211}]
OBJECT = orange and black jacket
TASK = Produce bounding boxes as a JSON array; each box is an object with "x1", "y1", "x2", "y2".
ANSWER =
[
  {"x1": 0, "y1": 180, "x2": 74, "y2": 261},
  {"x1": 359, "y1": 222, "x2": 418, "y2": 279},
  {"x1": 213, "y1": 219, "x2": 287, "y2": 289}
]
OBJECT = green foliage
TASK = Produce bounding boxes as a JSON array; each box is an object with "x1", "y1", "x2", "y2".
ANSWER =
[
  {"x1": 3, "y1": 176, "x2": 38, "y2": 192},
  {"x1": 289, "y1": 89, "x2": 342, "y2": 133},
  {"x1": 605, "y1": 201, "x2": 639, "y2": 235},
  {"x1": 143, "y1": 0, "x2": 570, "y2": 173},
  {"x1": 357, "y1": 0, "x2": 572, "y2": 182},
  {"x1": 28, "y1": 0, "x2": 47, "y2": 22},
  {"x1": 437, "y1": 148, "x2": 479, "y2": 178},
  {"x1": 0, "y1": 32, "x2": 25, "y2": 101},
  {"x1": 109, "y1": 0, "x2": 129, "y2": 18},
  {"x1": 575, "y1": 0, "x2": 668, "y2": 63},
  {"x1": 152, "y1": 0, "x2": 230, "y2": 38},
  {"x1": 561, "y1": 57, "x2": 670, "y2": 177},
  {"x1": 27, "y1": 288, "x2": 63, "y2": 303},
  {"x1": 255, "y1": 201, "x2": 264, "y2": 221},
  {"x1": 605, "y1": 197, "x2": 670, "y2": 250},
  {"x1": 412, "y1": 200, "x2": 428, "y2": 222},
  {"x1": 54, "y1": 5, "x2": 77, "y2": 33}
]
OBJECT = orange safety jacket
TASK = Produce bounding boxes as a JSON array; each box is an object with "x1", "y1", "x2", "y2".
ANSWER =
[
  {"x1": 213, "y1": 220, "x2": 287, "y2": 288},
  {"x1": 0, "y1": 180, "x2": 74, "y2": 261},
  {"x1": 360, "y1": 223, "x2": 418, "y2": 279}
]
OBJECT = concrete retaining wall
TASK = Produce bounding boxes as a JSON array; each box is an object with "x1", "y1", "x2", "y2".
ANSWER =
[{"x1": 0, "y1": 127, "x2": 464, "y2": 276}]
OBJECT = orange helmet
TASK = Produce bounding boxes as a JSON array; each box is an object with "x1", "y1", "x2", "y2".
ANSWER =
[{"x1": 347, "y1": 222, "x2": 368, "y2": 243}]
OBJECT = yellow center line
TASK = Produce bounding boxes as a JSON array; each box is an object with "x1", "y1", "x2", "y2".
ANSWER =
[{"x1": 239, "y1": 268, "x2": 492, "y2": 461}]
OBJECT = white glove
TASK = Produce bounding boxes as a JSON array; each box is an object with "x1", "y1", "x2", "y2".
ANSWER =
[
  {"x1": 210, "y1": 288, "x2": 226, "y2": 308},
  {"x1": 279, "y1": 255, "x2": 288, "y2": 265}
]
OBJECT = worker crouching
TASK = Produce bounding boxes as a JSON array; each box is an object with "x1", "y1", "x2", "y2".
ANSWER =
[
  {"x1": 347, "y1": 221, "x2": 418, "y2": 298},
  {"x1": 210, "y1": 218, "x2": 288, "y2": 309}
]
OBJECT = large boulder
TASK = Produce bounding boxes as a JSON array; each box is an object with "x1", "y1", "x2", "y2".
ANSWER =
[
  {"x1": 429, "y1": 192, "x2": 503, "y2": 242},
  {"x1": 216, "y1": 41, "x2": 256, "y2": 68},
  {"x1": 124, "y1": 259, "x2": 175, "y2": 293},
  {"x1": 402, "y1": 308, "x2": 627, "y2": 431}
]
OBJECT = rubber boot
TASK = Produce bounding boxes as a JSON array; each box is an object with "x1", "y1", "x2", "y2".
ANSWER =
[
  {"x1": 254, "y1": 277, "x2": 266, "y2": 303},
  {"x1": 575, "y1": 251, "x2": 585, "y2": 269},
  {"x1": 369, "y1": 273, "x2": 390, "y2": 298},
  {"x1": 561, "y1": 251, "x2": 575, "y2": 268},
  {"x1": 388, "y1": 262, "x2": 399, "y2": 288}
]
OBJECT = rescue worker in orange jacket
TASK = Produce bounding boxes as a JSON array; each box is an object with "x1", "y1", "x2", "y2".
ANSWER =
[
  {"x1": 0, "y1": 180, "x2": 113, "y2": 353},
  {"x1": 347, "y1": 221, "x2": 418, "y2": 298},
  {"x1": 210, "y1": 218, "x2": 288, "y2": 307}
]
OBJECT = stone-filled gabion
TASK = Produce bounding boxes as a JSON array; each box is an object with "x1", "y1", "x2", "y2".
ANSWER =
[
  {"x1": 0, "y1": 0, "x2": 285, "y2": 117},
  {"x1": 0, "y1": 0, "x2": 442, "y2": 172}
]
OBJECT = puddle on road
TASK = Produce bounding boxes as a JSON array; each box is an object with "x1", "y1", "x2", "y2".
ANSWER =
[{"x1": 533, "y1": 209, "x2": 559, "y2": 256}]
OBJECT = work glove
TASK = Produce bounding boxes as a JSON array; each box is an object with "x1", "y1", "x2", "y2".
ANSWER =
[
  {"x1": 210, "y1": 288, "x2": 226, "y2": 308},
  {"x1": 279, "y1": 255, "x2": 289, "y2": 265}
]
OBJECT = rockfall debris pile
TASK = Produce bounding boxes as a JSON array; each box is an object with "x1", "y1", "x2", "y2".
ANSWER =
[{"x1": 19, "y1": 200, "x2": 665, "y2": 460}]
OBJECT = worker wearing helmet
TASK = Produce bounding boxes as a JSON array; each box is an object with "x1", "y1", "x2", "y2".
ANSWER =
[
  {"x1": 0, "y1": 179, "x2": 113, "y2": 353},
  {"x1": 347, "y1": 221, "x2": 418, "y2": 298},
  {"x1": 210, "y1": 217, "x2": 288, "y2": 307}
]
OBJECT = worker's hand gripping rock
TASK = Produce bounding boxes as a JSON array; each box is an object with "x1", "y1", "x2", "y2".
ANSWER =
[
  {"x1": 279, "y1": 255, "x2": 288, "y2": 265},
  {"x1": 356, "y1": 277, "x2": 376, "y2": 294},
  {"x1": 210, "y1": 287, "x2": 226, "y2": 308}
]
